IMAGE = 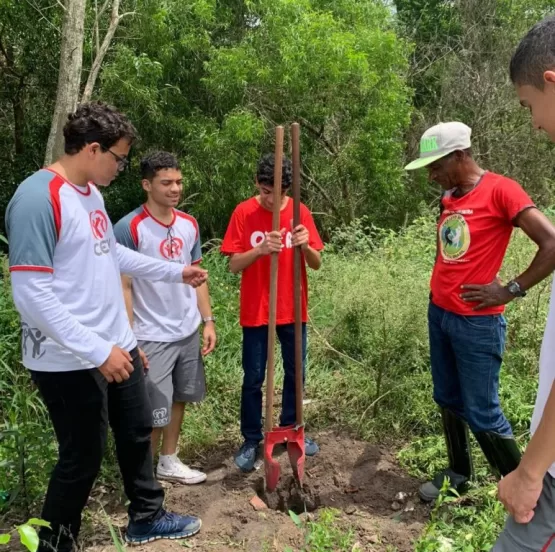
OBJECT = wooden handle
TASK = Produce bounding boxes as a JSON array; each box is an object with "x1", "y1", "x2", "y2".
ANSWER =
[
  {"x1": 265, "y1": 125, "x2": 284, "y2": 433},
  {"x1": 291, "y1": 122, "x2": 303, "y2": 427}
]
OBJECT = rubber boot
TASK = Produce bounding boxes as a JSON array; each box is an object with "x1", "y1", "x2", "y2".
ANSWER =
[
  {"x1": 419, "y1": 408, "x2": 473, "y2": 502},
  {"x1": 474, "y1": 431, "x2": 521, "y2": 478}
]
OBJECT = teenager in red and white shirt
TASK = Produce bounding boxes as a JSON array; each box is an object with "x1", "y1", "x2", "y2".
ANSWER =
[
  {"x1": 221, "y1": 153, "x2": 324, "y2": 472},
  {"x1": 405, "y1": 122, "x2": 555, "y2": 504},
  {"x1": 115, "y1": 151, "x2": 216, "y2": 486},
  {"x1": 6, "y1": 103, "x2": 206, "y2": 551}
]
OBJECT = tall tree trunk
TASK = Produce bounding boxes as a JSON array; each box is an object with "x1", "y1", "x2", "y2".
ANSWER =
[{"x1": 44, "y1": 0, "x2": 87, "y2": 166}]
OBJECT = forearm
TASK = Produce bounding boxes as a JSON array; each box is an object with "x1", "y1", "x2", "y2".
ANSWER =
[
  {"x1": 122, "y1": 276, "x2": 134, "y2": 324},
  {"x1": 515, "y1": 242, "x2": 555, "y2": 292},
  {"x1": 116, "y1": 243, "x2": 183, "y2": 283},
  {"x1": 196, "y1": 282, "x2": 213, "y2": 319},
  {"x1": 303, "y1": 246, "x2": 321, "y2": 270},
  {"x1": 519, "y1": 379, "x2": 555, "y2": 481},
  {"x1": 229, "y1": 248, "x2": 263, "y2": 274},
  {"x1": 11, "y1": 272, "x2": 113, "y2": 367}
]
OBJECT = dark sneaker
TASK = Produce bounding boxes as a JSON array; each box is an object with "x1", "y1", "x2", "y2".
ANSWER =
[
  {"x1": 125, "y1": 510, "x2": 201, "y2": 545},
  {"x1": 234, "y1": 441, "x2": 259, "y2": 472},
  {"x1": 418, "y1": 468, "x2": 469, "y2": 503},
  {"x1": 305, "y1": 437, "x2": 319, "y2": 456}
]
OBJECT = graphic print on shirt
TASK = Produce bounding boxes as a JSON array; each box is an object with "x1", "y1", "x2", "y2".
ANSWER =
[
  {"x1": 160, "y1": 236, "x2": 184, "y2": 260},
  {"x1": 439, "y1": 213, "x2": 470, "y2": 261},
  {"x1": 152, "y1": 407, "x2": 169, "y2": 426},
  {"x1": 250, "y1": 230, "x2": 293, "y2": 249},
  {"x1": 90, "y1": 209, "x2": 112, "y2": 257},
  {"x1": 21, "y1": 322, "x2": 47, "y2": 359}
]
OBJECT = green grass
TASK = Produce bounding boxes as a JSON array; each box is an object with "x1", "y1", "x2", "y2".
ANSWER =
[{"x1": 0, "y1": 212, "x2": 550, "y2": 548}]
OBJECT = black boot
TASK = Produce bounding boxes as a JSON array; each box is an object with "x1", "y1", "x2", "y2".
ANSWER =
[
  {"x1": 419, "y1": 408, "x2": 473, "y2": 502},
  {"x1": 474, "y1": 431, "x2": 521, "y2": 478}
]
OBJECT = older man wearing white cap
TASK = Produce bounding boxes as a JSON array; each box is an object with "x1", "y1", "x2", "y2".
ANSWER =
[{"x1": 406, "y1": 122, "x2": 555, "y2": 502}]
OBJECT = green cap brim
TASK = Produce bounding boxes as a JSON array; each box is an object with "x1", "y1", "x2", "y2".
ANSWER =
[{"x1": 404, "y1": 152, "x2": 449, "y2": 171}]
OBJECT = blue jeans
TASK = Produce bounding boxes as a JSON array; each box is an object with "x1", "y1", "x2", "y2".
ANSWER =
[
  {"x1": 428, "y1": 302, "x2": 512, "y2": 436},
  {"x1": 241, "y1": 324, "x2": 307, "y2": 443}
]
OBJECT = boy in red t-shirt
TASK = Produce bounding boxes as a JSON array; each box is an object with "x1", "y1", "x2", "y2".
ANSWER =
[
  {"x1": 405, "y1": 121, "x2": 555, "y2": 504},
  {"x1": 221, "y1": 153, "x2": 324, "y2": 472}
]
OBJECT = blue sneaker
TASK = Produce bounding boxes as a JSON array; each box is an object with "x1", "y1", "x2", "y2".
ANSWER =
[
  {"x1": 125, "y1": 510, "x2": 201, "y2": 545},
  {"x1": 234, "y1": 441, "x2": 259, "y2": 472},
  {"x1": 305, "y1": 437, "x2": 319, "y2": 456}
]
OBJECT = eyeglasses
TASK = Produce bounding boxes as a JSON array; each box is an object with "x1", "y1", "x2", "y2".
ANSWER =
[{"x1": 101, "y1": 146, "x2": 130, "y2": 171}]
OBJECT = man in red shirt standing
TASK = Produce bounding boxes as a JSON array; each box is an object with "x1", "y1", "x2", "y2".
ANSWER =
[
  {"x1": 221, "y1": 153, "x2": 324, "y2": 472},
  {"x1": 405, "y1": 122, "x2": 555, "y2": 502}
]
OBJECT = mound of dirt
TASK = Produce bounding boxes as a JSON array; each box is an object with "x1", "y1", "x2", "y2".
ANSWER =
[{"x1": 84, "y1": 432, "x2": 430, "y2": 552}]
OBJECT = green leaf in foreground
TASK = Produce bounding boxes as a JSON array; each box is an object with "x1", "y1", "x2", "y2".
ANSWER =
[{"x1": 17, "y1": 524, "x2": 39, "y2": 552}]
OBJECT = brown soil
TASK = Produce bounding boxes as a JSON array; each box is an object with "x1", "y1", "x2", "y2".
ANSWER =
[{"x1": 83, "y1": 431, "x2": 430, "y2": 552}]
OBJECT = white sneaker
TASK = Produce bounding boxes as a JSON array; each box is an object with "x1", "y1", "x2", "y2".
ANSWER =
[{"x1": 156, "y1": 454, "x2": 207, "y2": 485}]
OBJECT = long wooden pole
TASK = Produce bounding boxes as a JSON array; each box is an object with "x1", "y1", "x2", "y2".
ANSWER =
[
  {"x1": 291, "y1": 122, "x2": 304, "y2": 427},
  {"x1": 265, "y1": 126, "x2": 284, "y2": 433}
]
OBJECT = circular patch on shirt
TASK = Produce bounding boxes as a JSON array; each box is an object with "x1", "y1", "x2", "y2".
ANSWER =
[{"x1": 439, "y1": 214, "x2": 470, "y2": 260}]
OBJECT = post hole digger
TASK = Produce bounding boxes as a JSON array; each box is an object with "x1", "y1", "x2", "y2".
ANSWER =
[{"x1": 263, "y1": 123, "x2": 306, "y2": 492}]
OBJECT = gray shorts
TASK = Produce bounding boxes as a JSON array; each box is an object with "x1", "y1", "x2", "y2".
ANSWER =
[
  {"x1": 139, "y1": 332, "x2": 206, "y2": 429},
  {"x1": 492, "y1": 474, "x2": 555, "y2": 551}
]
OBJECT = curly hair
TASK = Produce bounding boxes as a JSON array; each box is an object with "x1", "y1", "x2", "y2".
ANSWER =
[
  {"x1": 256, "y1": 153, "x2": 292, "y2": 189},
  {"x1": 63, "y1": 101, "x2": 138, "y2": 155},
  {"x1": 140, "y1": 151, "x2": 180, "y2": 180}
]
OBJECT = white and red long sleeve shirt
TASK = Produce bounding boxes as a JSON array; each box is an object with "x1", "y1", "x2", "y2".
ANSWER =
[{"x1": 6, "y1": 169, "x2": 185, "y2": 372}]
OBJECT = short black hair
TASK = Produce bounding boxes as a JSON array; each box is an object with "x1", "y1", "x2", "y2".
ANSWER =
[
  {"x1": 63, "y1": 101, "x2": 137, "y2": 154},
  {"x1": 140, "y1": 151, "x2": 181, "y2": 180},
  {"x1": 256, "y1": 153, "x2": 292, "y2": 189},
  {"x1": 510, "y1": 15, "x2": 555, "y2": 88}
]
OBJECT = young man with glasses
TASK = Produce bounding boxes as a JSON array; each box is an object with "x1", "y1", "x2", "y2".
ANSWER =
[
  {"x1": 221, "y1": 153, "x2": 323, "y2": 472},
  {"x1": 114, "y1": 151, "x2": 215, "y2": 485},
  {"x1": 5, "y1": 102, "x2": 207, "y2": 551}
]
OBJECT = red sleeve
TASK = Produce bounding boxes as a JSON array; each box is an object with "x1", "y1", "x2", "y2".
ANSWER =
[
  {"x1": 301, "y1": 205, "x2": 324, "y2": 251},
  {"x1": 220, "y1": 207, "x2": 246, "y2": 255},
  {"x1": 493, "y1": 176, "x2": 536, "y2": 224}
]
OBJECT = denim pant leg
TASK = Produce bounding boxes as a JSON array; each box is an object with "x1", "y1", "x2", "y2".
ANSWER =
[
  {"x1": 241, "y1": 326, "x2": 268, "y2": 443},
  {"x1": 428, "y1": 302, "x2": 465, "y2": 419},
  {"x1": 448, "y1": 313, "x2": 512, "y2": 436},
  {"x1": 277, "y1": 323, "x2": 307, "y2": 427}
]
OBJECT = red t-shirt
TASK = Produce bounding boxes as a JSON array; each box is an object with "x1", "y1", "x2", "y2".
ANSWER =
[
  {"x1": 221, "y1": 197, "x2": 324, "y2": 327},
  {"x1": 430, "y1": 172, "x2": 535, "y2": 316}
]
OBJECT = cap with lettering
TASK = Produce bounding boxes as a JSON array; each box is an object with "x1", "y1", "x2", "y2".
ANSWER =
[{"x1": 404, "y1": 122, "x2": 472, "y2": 171}]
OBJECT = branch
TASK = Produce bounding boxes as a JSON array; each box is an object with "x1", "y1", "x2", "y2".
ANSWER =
[
  {"x1": 94, "y1": 0, "x2": 100, "y2": 56},
  {"x1": 301, "y1": 167, "x2": 341, "y2": 219},
  {"x1": 82, "y1": 0, "x2": 132, "y2": 103}
]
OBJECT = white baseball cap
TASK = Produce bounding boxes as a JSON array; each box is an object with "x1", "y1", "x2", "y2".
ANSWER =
[{"x1": 405, "y1": 122, "x2": 472, "y2": 171}]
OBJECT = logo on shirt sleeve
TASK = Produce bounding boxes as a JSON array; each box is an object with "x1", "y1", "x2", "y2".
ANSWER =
[
  {"x1": 439, "y1": 214, "x2": 471, "y2": 261},
  {"x1": 22, "y1": 323, "x2": 47, "y2": 359},
  {"x1": 160, "y1": 237, "x2": 184, "y2": 260}
]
